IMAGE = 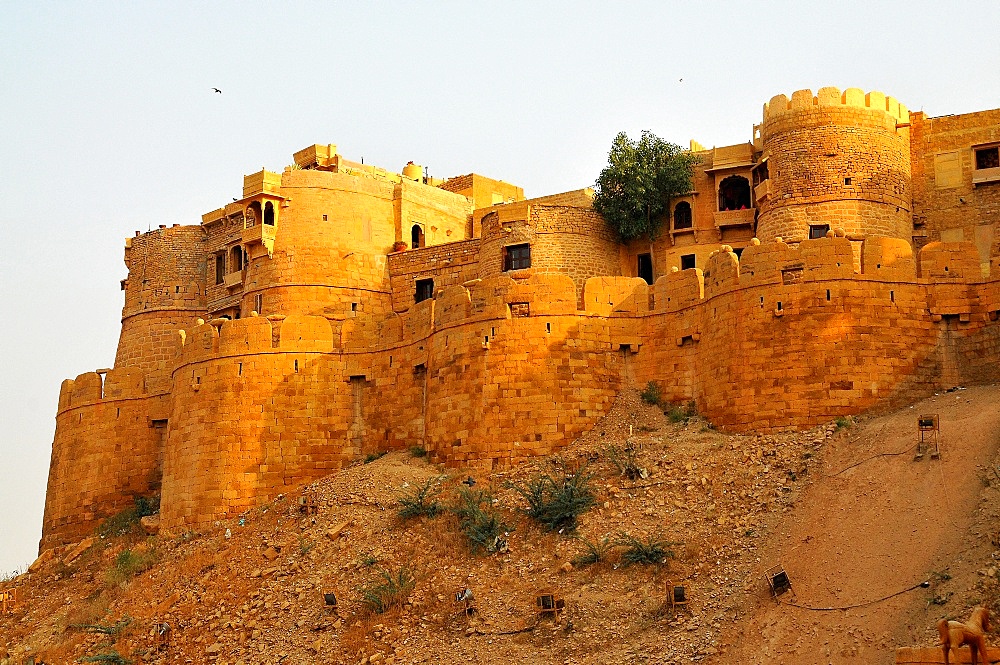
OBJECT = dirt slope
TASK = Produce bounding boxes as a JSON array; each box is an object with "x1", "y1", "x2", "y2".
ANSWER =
[
  {"x1": 2, "y1": 388, "x2": 999, "y2": 665},
  {"x1": 721, "y1": 386, "x2": 1000, "y2": 665}
]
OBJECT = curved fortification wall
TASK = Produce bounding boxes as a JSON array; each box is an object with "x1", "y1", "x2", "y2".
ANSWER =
[
  {"x1": 156, "y1": 275, "x2": 619, "y2": 532},
  {"x1": 115, "y1": 226, "x2": 207, "y2": 371},
  {"x1": 243, "y1": 169, "x2": 397, "y2": 320},
  {"x1": 478, "y1": 203, "x2": 621, "y2": 301},
  {"x1": 41, "y1": 367, "x2": 171, "y2": 549},
  {"x1": 756, "y1": 87, "x2": 913, "y2": 243}
]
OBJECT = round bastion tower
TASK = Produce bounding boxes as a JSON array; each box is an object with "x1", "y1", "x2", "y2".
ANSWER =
[
  {"x1": 116, "y1": 225, "x2": 207, "y2": 372},
  {"x1": 755, "y1": 87, "x2": 913, "y2": 243}
]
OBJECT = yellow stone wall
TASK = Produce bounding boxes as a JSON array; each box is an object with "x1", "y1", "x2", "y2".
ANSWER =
[
  {"x1": 910, "y1": 108, "x2": 1000, "y2": 271},
  {"x1": 115, "y1": 226, "x2": 206, "y2": 371},
  {"x1": 41, "y1": 91, "x2": 1000, "y2": 544},
  {"x1": 757, "y1": 87, "x2": 913, "y2": 244}
]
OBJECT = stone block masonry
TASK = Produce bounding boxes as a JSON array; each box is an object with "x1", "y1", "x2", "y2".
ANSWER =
[{"x1": 39, "y1": 87, "x2": 1000, "y2": 549}]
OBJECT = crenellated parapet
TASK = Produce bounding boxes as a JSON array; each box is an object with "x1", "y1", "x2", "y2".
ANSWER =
[
  {"x1": 42, "y1": 110, "x2": 1000, "y2": 549},
  {"x1": 762, "y1": 87, "x2": 909, "y2": 126},
  {"x1": 757, "y1": 87, "x2": 914, "y2": 246}
]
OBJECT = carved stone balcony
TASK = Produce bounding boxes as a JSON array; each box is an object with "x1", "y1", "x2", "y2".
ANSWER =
[
  {"x1": 713, "y1": 208, "x2": 756, "y2": 228},
  {"x1": 972, "y1": 166, "x2": 1000, "y2": 186},
  {"x1": 223, "y1": 271, "x2": 244, "y2": 289},
  {"x1": 242, "y1": 223, "x2": 276, "y2": 254},
  {"x1": 754, "y1": 180, "x2": 771, "y2": 202}
]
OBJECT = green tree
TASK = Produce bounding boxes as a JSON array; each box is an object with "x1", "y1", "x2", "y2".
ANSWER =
[{"x1": 593, "y1": 131, "x2": 699, "y2": 242}]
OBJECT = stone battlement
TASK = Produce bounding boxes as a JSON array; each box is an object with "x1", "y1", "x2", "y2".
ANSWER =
[
  {"x1": 763, "y1": 87, "x2": 910, "y2": 125},
  {"x1": 39, "y1": 87, "x2": 1000, "y2": 550}
]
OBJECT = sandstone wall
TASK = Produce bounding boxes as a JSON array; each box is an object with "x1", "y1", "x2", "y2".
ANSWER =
[
  {"x1": 477, "y1": 203, "x2": 622, "y2": 302},
  {"x1": 41, "y1": 367, "x2": 170, "y2": 549},
  {"x1": 909, "y1": 108, "x2": 1000, "y2": 270},
  {"x1": 632, "y1": 237, "x2": 1000, "y2": 431},
  {"x1": 115, "y1": 226, "x2": 206, "y2": 371},
  {"x1": 757, "y1": 87, "x2": 913, "y2": 243},
  {"x1": 386, "y1": 240, "x2": 481, "y2": 313}
]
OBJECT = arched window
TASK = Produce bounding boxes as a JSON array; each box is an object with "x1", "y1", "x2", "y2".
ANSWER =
[
  {"x1": 263, "y1": 201, "x2": 275, "y2": 225},
  {"x1": 231, "y1": 246, "x2": 244, "y2": 271},
  {"x1": 674, "y1": 201, "x2": 692, "y2": 230},
  {"x1": 718, "y1": 175, "x2": 752, "y2": 211},
  {"x1": 246, "y1": 202, "x2": 262, "y2": 227},
  {"x1": 411, "y1": 224, "x2": 425, "y2": 249}
]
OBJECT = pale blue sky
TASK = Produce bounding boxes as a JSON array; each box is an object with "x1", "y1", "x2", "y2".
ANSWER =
[{"x1": 2, "y1": 1, "x2": 998, "y2": 571}]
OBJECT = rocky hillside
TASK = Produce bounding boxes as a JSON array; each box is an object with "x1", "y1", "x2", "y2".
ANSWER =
[{"x1": 2, "y1": 387, "x2": 998, "y2": 665}]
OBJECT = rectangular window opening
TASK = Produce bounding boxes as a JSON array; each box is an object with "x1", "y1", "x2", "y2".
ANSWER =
[
  {"x1": 546, "y1": 322, "x2": 551, "y2": 334},
  {"x1": 415, "y1": 278, "x2": 434, "y2": 303},
  {"x1": 238, "y1": 362, "x2": 243, "y2": 376},
  {"x1": 844, "y1": 177, "x2": 852, "y2": 186},
  {"x1": 777, "y1": 301, "x2": 783, "y2": 311},
  {"x1": 890, "y1": 290, "x2": 895, "y2": 303},
  {"x1": 975, "y1": 146, "x2": 1000, "y2": 170},
  {"x1": 826, "y1": 289, "x2": 831, "y2": 301},
  {"x1": 510, "y1": 302, "x2": 530, "y2": 317},
  {"x1": 680, "y1": 254, "x2": 696, "y2": 270},
  {"x1": 503, "y1": 243, "x2": 531, "y2": 271},
  {"x1": 809, "y1": 224, "x2": 830, "y2": 240},
  {"x1": 637, "y1": 253, "x2": 653, "y2": 285},
  {"x1": 215, "y1": 254, "x2": 225, "y2": 285},
  {"x1": 294, "y1": 359, "x2": 299, "y2": 372}
]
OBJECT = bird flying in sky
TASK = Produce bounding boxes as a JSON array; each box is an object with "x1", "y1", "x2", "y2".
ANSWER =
[{"x1": 212, "y1": 88, "x2": 222, "y2": 94}]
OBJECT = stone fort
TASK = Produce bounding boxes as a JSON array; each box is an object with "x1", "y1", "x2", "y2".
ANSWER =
[{"x1": 41, "y1": 86, "x2": 1000, "y2": 550}]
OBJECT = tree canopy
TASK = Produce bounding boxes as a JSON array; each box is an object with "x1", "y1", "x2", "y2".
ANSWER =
[{"x1": 593, "y1": 131, "x2": 699, "y2": 243}]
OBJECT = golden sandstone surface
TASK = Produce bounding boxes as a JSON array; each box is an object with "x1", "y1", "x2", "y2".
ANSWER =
[{"x1": 41, "y1": 87, "x2": 1000, "y2": 552}]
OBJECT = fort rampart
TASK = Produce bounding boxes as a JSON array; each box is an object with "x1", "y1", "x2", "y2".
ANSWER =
[
  {"x1": 39, "y1": 87, "x2": 1000, "y2": 550},
  {"x1": 42, "y1": 235, "x2": 1000, "y2": 547}
]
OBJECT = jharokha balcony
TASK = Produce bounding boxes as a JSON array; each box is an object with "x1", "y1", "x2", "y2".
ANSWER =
[{"x1": 713, "y1": 207, "x2": 756, "y2": 227}]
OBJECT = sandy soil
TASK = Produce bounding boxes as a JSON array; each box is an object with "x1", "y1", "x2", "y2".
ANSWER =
[
  {"x1": 721, "y1": 386, "x2": 1000, "y2": 665},
  {"x1": 2, "y1": 387, "x2": 999, "y2": 665}
]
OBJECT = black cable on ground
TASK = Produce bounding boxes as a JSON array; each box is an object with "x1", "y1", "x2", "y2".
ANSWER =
[
  {"x1": 778, "y1": 580, "x2": 930, "y2": 611},
  {"x1": 823, "y1": 443, "x2": 917, "y2": 478}
]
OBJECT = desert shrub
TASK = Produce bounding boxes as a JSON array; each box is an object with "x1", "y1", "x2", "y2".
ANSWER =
[
  {"x1": 106, "y1": 549, "x2": 156, "y2": 586},
  {"x1": 364, "y1": 451, "x2": 387, "y2": 464},
  {"x1": 834, "y1": 416, "x2": 852, "y2": 429},
  {"x1": 71, "y1": 616, "x2": 131, "y2": 636},
  {"x1": 409, "y1": 445, "x2": 428, "y2": 458},
  {"x1": 616, "y1": 533, "x2": 679, "y2": 566},
  {"x1": 605, "y1": 444, "x2": 643, "y2": 480},
  {"x1": 98, "y1": 496, "x2": 159, "y2": 538},
  {"x1": 640, "y1": 381, "x2": 662, "y2": 406},
  {"x1": 397, "y1": 477, "x2": 444, "y2": 520},
  {"x1": 508, "y1": 468, "x2": 596, "y2": 532},
  {"x1": 572, "y1": 535, "x2": 611, "y2": 566},
  {"x1": 665, "y1": 400, "x2": 697, "y2": 424},
  {"x1": 134, "y1": 495, "x2": 159, "y2": 518},
  {"x1": 78, "y1": 650, "x2": 131, "y2": 664},
  {"x1": 359, "y1": 566, "x2": 416, "y2": 614},
  {"x1": 451, "y1": 487, "x2": 511, "y2": 554}
]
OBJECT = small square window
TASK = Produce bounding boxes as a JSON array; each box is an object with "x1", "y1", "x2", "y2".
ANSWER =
[
  {"x1": 680, "y1": 254, "x2": 695, "y2": 270},
  {"x1": 503, "y1": 244, "x2": 531, "y2": 271},
  {"x1": 975, "y1": 146, "x2": 999, "y2": 170},
  {"x1": 809, "y1": 224, "x2": 830, "y2": 240},
  {"x1": 844, "y1": 177, "x2": 852, "y2": 185},
  {"x1": 415, "y1": 278, "x2": 434, "y2": 303}
]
